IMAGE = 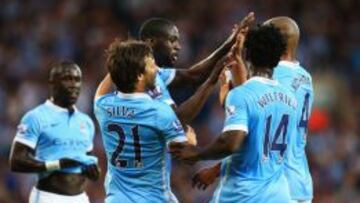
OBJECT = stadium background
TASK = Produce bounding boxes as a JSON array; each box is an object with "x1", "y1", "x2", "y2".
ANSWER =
[{"x1": 0, "y1": 0, "x2": 359, "y2": 202}]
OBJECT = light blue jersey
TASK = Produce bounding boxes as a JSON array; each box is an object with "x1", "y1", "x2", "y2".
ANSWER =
[
  {"x1": 148, "y1": 67, "x2": 176, "y2": 105},
  {"x1": 274, "y1": 61, "x2": 314, "y2": 200},
  {"x1": 14, "y1": 100, "x2": 97, "y2": 176},
  {"x1": 211, "y1": 77, "x2": 298, "y2": 203},
  {"x1": 94, "y1": 91, "x2": 187, "y2": 203}
]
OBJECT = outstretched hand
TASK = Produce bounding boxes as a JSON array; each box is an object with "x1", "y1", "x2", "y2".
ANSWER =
[
  {"x1": 192, "y1": 165, "x2": 220, "y2": 190},
  {"x1": 225, "y1": 12, "x2": 255, "y2": 46},
  {"x1": 82, "y1": 164, "x2": 101, "y2": 181}
]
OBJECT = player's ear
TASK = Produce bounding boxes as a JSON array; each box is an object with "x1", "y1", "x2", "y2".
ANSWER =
[
  {"x1": 137, "y1": 73, "x2": 144, "y2": 82},
  {"x1": 144, "y1": 38, "x2": 156, "y2": 47}
]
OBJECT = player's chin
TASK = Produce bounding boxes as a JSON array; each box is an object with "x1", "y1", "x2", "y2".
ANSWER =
[{"x1": 66, "y1": 95, "x2": 79, "y2": 105}]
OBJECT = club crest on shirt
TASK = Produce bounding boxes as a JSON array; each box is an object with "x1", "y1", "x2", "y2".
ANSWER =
[
  {"x1": 226, "y1": 105, "x2": 236, "y2": 116},
  {"x1": 79, "y1": 122, "x2": 89, "y2": 136},
  {"x1": 16, "y1": 124, "x2": 28, "y2": 134},
  {"x1": 148, "y1": 86, "x2": 162, "y2": 99},
  {"x1": 172, "y1": 120, "x2": 184, "y2": 133}
]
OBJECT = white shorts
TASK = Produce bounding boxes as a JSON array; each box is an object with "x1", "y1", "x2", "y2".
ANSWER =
[
  {"x1": 29, "y1": 187, "x2": 90, "y2": 203},
  {"x1": 289, "y1": 200, "x2": 312, "y2": 203}
]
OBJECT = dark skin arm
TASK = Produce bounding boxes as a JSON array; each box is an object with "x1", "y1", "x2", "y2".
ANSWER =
[
  {"x1": 169, "y1": 12, "x2": 254, "y2": 88},
  {"x1": 171, "y1": 13, "x2": 255, "y2": 125},
  {"x1": 9, "y1": 142, "x2": 81, "y2": 173},
  {"x1": 169, "y1": 130, "x2": 246, "y2": 164},
  {"x1": 174, "y1": 60, "x2": 224, "y2": 124},
  {"x1": 191, "y1": 27, "x2": 251, "y2": 189}
]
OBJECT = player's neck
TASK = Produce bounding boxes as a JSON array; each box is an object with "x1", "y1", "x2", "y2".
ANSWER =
[
  {"x1": 133, "y1": 84, "x2": 146, "y2": 93},
  {"x1": 281, "y1": 50, "x2": 297, "y2": 62},
  {"x1": 252, "y1": 68, "x2": 273, "y2": 79},
  {"x1": 51, "y1": 97, "x2": 74, "y2": 111}
]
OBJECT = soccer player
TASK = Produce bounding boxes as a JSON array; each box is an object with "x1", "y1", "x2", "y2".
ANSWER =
[
  {"x1": 94, "y1": 39, "x2": 194, "y2": 203},
  {"x1": 170, "y1": 25, "x2": 297, "y2": 203},
  {"x1": 9, "y1": 61, "x2": 100, "y2": 203},
  {"x1": 138, "y1": 13, "x2": 255, "y2": 124},
  {"x1": 264, "y1": 16, "x2": 314, "y2": 203}
]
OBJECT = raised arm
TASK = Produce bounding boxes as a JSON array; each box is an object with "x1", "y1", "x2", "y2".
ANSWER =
[
  {"x1": 94, "y1": 73, "x2": 113, "y2": 99},
  {"x1": 174, "y1": 60, "x2": 224, "y2": 124},
  {"x1": 169, "y1": 130, "x2": 246, "y2": 164},
  {"x1": 219, "y1": 27, "x2": 250, "y2": 106},
  {"x1": 169, "y1": 12, "x2": 255, "y2": 89}
]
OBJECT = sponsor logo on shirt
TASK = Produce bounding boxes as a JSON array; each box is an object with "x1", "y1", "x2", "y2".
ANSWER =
[
  {"x1": 17, "y1": 124, "x2": 28, "y2": 134},
  {"x1": 148, "y1": 86, "x2": 162, "y2": 99},
  {"x1": 172, "y1": 120, "x2": 184, "y2": 133},
  {"x1": 226, "y1": 105, "x2": 236, "y2": 116}
]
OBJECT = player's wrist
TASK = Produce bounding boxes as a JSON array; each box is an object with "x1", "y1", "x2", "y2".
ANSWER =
[{"x1": 45, "y1": 160, "x2": 61, "y2": 171}]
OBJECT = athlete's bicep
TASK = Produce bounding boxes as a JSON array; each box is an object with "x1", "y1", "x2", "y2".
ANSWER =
[
  {"x1": 13, "y1": 112, "x2": 41, "y2": 149},
  {"x1": 95, "y1": 74, "x2": 113, "y2": 99}
]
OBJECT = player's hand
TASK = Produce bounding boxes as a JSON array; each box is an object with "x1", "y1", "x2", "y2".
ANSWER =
[
  {"x1": 186, "y1": 125, "x2": 197, "y2": 146},
  {"x1": 59, "y1": 158, "x2": 83, "y2": 169},
  {"x1": 237, "y1": 12, "x2": 255, "y2": 32},
  {"x1": 223, "y1": 28, "x2": 248, "y2": 87},
  {"x1": 192, "y1": 165, "x2": 220, "y2": 190},
  {"x1": 225, "y1": 12, "x2": 255, "y2": 46},
  {"x1": 219, "y1": 69, "x2": 231, "y2": 106},
  {"x1": 82, "y1": 164, "x2": 101, "y2": 181},
  {"x1": 169, "y1": 142, "x2": 200, "y2": 165}
]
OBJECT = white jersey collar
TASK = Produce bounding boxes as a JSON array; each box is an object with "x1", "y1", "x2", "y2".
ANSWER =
[
  {"x1": 247, "y1": 76, "x2": 279, "y2": 85},
  {"x1": 278, "y1": 60, "x2": 300, "y2": 69},
  {"x1": 116, "y1": 91, "x2": 152, "y2": 100},
  {"x1": 45, "y1": 99, "x2": 78, "y2": 112}
]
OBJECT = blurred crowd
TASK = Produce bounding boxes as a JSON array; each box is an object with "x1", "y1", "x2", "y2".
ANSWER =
[{"x1": 0, "y1": 0, "x2": 359, "y2": 202}]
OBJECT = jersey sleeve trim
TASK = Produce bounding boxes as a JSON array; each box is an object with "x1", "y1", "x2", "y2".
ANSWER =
[
  {"x1": 165, "y1": 69, "x2": 176, "y2": 86},
  {"x1": 164, "y1": 99, "x2": 175, "y2": 105},
  {"x1": 166, "y1": 136, "x2": 188, "y2": 150},
  {"x1": 13, "y1": 136, "x2": 36, "y2": 149},
  {"x1": 87, "y1": 144, "x2": 94, "y2": 152},
  {"x1": 222, "y1": 124, "x2": 248, "y2": 134}
]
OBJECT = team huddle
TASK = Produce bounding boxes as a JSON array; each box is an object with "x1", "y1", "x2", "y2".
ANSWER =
[{"x1": 9, "y1": 12, "x2": 314, "y2": 203}]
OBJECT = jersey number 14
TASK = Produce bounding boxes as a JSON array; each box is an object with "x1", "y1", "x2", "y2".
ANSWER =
[{"x1": 263, "y1": 114, "x2": 289, "y2": 160}]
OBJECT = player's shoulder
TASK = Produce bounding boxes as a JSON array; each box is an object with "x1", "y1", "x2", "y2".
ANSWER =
[
  {"x1": 152, "y1": 99, "x2": 174, "y2": 115},
  {"x1": 23, "y1": 102, "x2": 49, "y2": 119},
  {"x1": 281, "y1": 61, "x2": 312, "y2": 77},
  {"x1": 227, "y1": 83, "x2": 253, "y2": 104},
  {"x1": 95, "y1": 92, "x2": 117, "y2": 105}
]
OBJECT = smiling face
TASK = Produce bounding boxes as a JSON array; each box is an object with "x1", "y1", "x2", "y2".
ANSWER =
[
  {"x1": 50, "y1": 64, "x2": 82, "y2": 107},
  {"x1": 151, "y1": 25, "x2": 181, "y2": 67}
]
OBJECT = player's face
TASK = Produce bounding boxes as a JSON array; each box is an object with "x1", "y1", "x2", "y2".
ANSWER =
[
  {"x1": 52, "y1": 66, "x2": 82, "y2": 106},
  {"x1": 152, "y1": 25, "x2": 181, "y2": 67},
  {"x1": 143, "y1": 56, "x2": 157, "y2": 91}
]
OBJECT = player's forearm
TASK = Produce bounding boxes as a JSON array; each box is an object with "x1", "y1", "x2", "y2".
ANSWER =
[
  {"x1": 187, "y1": 42, "x2": 232, "y2": 85},
  {"x1": 175, "y1": 82, "x2": 215, "y2": 125},
  {"x1": 198, "y1": 131, "x2": 244, "y2": 160},
  {"x1": 198, "y1": 142, "x2": 233, "y2": 160},
  {"x1": 95, "y1": 74, "x2": 113, "y2": 98},
  {"x1": 10, "y1": 157, "x2": 46, "y2": 173},
  {"x1": 230, "y1": 59, "x2": 248, "y2": 87}
]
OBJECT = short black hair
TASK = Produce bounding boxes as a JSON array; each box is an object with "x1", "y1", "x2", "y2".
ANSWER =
[
  {"x1": 139, "y1": 18, "x2": 175, "y2": 40},
  {"x1": 105, "y1": 39, "x2": 152, "y2": 93},
  {"x1": 244, "y1": 24, "x2": 287, "y2": 69},
  {"x1": 49, "y1": 61, "x2": 80, "y2": 82}
]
